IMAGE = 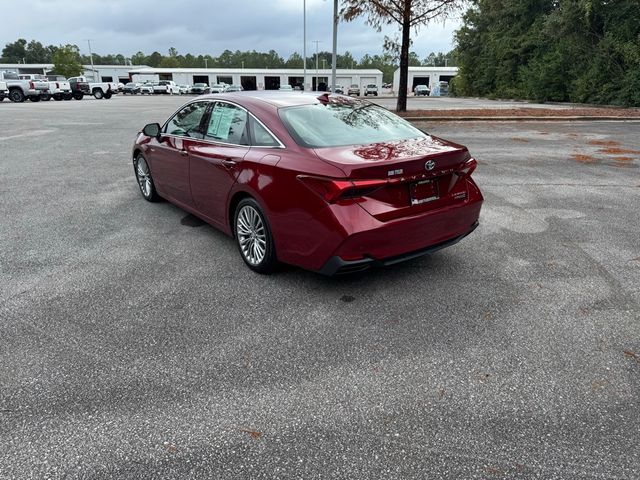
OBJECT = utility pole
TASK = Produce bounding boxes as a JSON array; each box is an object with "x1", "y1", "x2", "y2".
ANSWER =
[
  {"x1": 242, "y1": 60, "x2": 244, "y2": 69},
  {"x1": 322, "y1": 59, "x2": 326, "y2": 70},
  {"x1": 303, "y1": 0, "x2": 307, "y2": 91},
  {"x1": 313, "y1": 40, "x2": 321, "y2": 91},
  {"x1": 86, "y1": 39, "x2": 95, "y2": 81},
  {"x1": 331, "y1": 0, "x2": 337, "y2": 93},
  {"x1": 205, "y1": 58, "x2": 208, "y2": 68}
]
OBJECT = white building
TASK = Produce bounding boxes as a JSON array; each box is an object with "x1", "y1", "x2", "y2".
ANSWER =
[
  {"x1": 393, "y1": 66, "x2": 459, "y2": 92},
  {"x1": 128, "y1": 67, "x2": 383, "y2": 91},
  {"x1": 0, "y1": 64, "x2": 148, "y2": 83}
]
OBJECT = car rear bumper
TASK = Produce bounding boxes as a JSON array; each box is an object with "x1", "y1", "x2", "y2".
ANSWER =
[
  {"x1": 316, "y1": 193, "x2": 483, "y2": 275},
  {"x1": 319, "y1": 220, "x2": 478, "y2": 275}
]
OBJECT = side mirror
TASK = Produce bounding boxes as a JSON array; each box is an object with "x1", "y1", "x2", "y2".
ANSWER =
[{"x1": 142, "y1": 123, "x2": 161, "y2": 138}]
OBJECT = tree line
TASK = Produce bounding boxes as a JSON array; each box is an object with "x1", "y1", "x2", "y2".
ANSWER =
[
  {"x1": 0, "y1": 38, "x2": 456, "y2": 83},
  {"x1": 453, "y1": 0, "x2": 640, "y2": 106}
]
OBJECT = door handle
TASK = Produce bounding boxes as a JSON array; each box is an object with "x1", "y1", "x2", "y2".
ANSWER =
[{"x1": 221, "y1": 158, "x2": 237, "y2": 169}]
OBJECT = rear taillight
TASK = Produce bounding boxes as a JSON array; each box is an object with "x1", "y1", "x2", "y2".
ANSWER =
[
  {"x1": 456, "y1": 158, "x2": 477, "y2": 179},
  {"x1": 297, "y1": 175, "x2": 387, "y2": 203},
  {"x1": 29, "y1": 81, "x2": 35, "y2": 89}
]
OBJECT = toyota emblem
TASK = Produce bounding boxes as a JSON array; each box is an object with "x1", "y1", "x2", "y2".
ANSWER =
[{"x1": 425, "y1": 160, "x2": 436, "y2": 171}]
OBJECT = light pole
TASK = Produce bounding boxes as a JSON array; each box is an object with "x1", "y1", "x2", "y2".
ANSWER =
[
  {"x1": 86, "y1": 39, "x2": 95, "y2": 81},
  {"x1": 313, "y1": 40, "x2": 321, "y2": 91},
  {"x1": 331, "y1": 0, "x2": 337, "y2": 93},
  {"x1": 303, "y1": 0, "x2": 307, "y2": 91},
  {"x1": 204, "y1": 58, "x2": 208, "y2": 68}
]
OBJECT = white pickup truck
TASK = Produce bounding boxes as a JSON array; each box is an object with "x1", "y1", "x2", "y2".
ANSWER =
[
  {"x1": 153, "y1": 80, "x2": 179, "y2": 95},
  {"x1": 19, "y1": 74, "x2": 72, "y2": 101},
  {"x1": 67, "y1": 76, "x2": 117, "y2": 100},
  {"x1": 46, "y1": 77, "x2": 73, "y2": 101},
  {"x1": 1, "y1": 71, "x2": 49, "y2": 102},
  {"x1": 0, "y1": 80, "x2": 7, "y2": 101}
]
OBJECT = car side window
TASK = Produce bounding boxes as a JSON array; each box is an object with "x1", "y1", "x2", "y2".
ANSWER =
[
  {"x1": 164, "y1": 102, "x2": 208, "y2": 138},
  {"x1": 249, "y1": 116, "x2": 280, "y2": 147},
  {"x1": 206, "y1": 103, "x2": 249, "y2": 145}
]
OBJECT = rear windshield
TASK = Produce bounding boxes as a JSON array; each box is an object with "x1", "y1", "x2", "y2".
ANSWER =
[
  {"x1": 279, "y1": 101, "x2": 426, "y2": 148},
  {"x1": 3, "y1": 72, "x2": 19, "y2": 80}
]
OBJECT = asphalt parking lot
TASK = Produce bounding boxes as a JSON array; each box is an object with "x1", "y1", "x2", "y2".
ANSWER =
[{"x1": 1, "y1": 95, "x2": 639, "y2": 479}]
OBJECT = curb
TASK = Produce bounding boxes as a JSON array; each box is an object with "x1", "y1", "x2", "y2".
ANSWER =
[{"x1": 402, "y1": 116, "x2": 640, "y2": 122}]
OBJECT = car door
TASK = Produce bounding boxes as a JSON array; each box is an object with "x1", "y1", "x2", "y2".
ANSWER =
[
  {"x1": 189, "y1": 101, "x2": 250, "y2": 227},
  {"x1": 149, "y1": 101, "x2": 208, "y2": 206}
]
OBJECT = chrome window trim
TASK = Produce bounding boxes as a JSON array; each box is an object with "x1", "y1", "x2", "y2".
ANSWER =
[{"x1": 162, "y1": 98, "x2": 286, "y2": 149}]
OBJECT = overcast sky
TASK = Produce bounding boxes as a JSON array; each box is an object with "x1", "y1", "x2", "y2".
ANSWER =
[{"x1": 1, "y1": 0, "x2": 462, "y2": 61}]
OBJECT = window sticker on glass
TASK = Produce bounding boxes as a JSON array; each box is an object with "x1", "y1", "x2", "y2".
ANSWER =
[{"x1": 207, "y1": 103, "x2": 248, "y2": 144}]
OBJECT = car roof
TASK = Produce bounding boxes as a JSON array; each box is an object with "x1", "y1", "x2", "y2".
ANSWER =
[{"x1": 197, "y1": 90, "x2": 359, "y2": 108}]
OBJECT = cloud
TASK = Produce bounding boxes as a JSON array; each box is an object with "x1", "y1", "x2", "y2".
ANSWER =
[{"x1": 1, "y1": 0, "x2": 460, "y2": 59}]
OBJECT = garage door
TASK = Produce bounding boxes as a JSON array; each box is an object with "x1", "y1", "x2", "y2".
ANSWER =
[
  {"x1": 361, "y1": 76, "x2": 376, "y2": 87},
  {"x1": 336, "y1": 76, "x2": 351, "y2": 86}
]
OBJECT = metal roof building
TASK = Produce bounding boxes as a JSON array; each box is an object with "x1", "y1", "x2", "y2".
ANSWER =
[
  {"x1": 0, "y1": 63, "x2": 384, "y2": 90},
  {"x1": 127, "y1": 67, "x2": 384, "y2": 91},
  {"x1": 393, "y1": 66, "x2": 459, "y2": 91},
  {"x1": 0, "y1": 64, "x2": 149, "y2": 83}
]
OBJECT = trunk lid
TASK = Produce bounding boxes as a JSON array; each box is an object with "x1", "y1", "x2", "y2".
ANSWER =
[{"x1": 312, "y1": 136, "x2": 473, "y2": 222}]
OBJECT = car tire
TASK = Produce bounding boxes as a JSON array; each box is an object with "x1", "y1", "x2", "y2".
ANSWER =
[
  {"x1": 53, "y1": 94, "x2": 62, "y2": 101},
  {"x1": 234, "y1": 198, "x2": 278, "y2": 274},
  {"x1": 134, "y1": 154, "x2": 161, "y2": 202},
  {"x1": 9, "y1": 89, "x2": 25, "y2": 102},
  {"x1": 29, "y1": 95, "x2": 40, "y2": 102},
  {"x1": 41, "y1": 93, "x2": 51, "y2": 101},
  {"x1": 73, "y1": 92, "x2": 84, "y2": 100},
  {"x1": 104, "y1": 91, "x2": 112, "y2": 99},
  {"x1": 93, "y1": 89, "x2": 104, "y2": 99}
]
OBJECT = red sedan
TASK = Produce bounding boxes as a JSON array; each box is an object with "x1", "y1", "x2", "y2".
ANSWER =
[{"x1": 132, "y1": 92, "x2": 483, "y2": 275}]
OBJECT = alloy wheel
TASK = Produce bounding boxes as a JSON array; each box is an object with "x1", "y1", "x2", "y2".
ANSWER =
[
  {"x1": 135, "y1": 157, "x2": 152, "y2": 198},
  {"x1": 236, "y1": 206, "x2": 267, "y2": 266}
]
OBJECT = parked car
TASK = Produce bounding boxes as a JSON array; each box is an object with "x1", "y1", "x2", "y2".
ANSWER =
[
  {"x1": 123, "y1": 82, "x2": 141, "y2": 94},
  {"x1": 67, "y1": 76, "x2": 115, "y2": 100},
  {"x1": 1, "y1": 71, "x2": 49, "y2": 102},
  {"x1": 132, "y1": 92, "x2": 483, "y2": 275},
  {"x1": 414, "y1": 84, "x2": 430, "y2": 96},
  {"x1": 439, "y1": 81, "x2": 449, "y2": 96},
  {"x1": 226, "y1": 85, "x2": 243, "y2": 92},
  {"x1": 140, "y1": 83, "x2": 155, "y2": 95},
  {"x1": 279, "y1": 84, "x2": 293, "y2": 91},
  {"x1": 190, "y1": 83, "x2": 210, "y2": 94},
  {"x1": 177, "y1": 85, "x2": 189, "y2": 94},
  {"x1": 0, "y1": 80, "x2": 8, "y2": 101},
  {"x1": 363, "y1": 84, "x2": 378, "y2": 96},
  {"x1": 347, "y1": 84, "x2": 360, "y2": 96},
  {"x1": 153, "y1": 80, "x2": 179, "y2": 95},
  {"x1": 328, "y1": 85, "x2": 344, "y2": 94},
  {"x1": 382, "y1": 83, "x2": 393, "y2": 89},
  {"x1": 210, "y1": 84, "x2": 227, "y2": 93},
  {"x1": 117, "y1": 82, "x2": 125, "y2": 92}
]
